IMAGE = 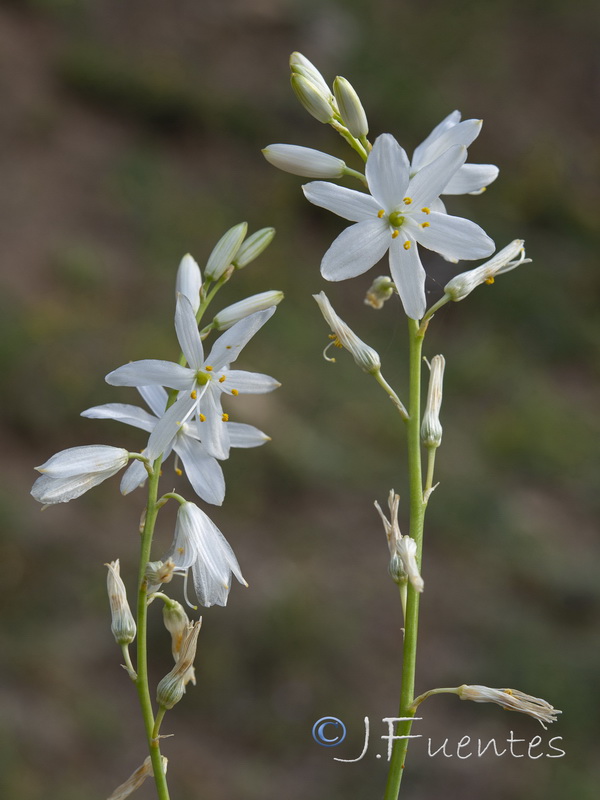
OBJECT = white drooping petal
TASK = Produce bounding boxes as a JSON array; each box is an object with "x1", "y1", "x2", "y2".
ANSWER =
[
  {"x1": 176, "y1": 254, "x2": 202, "y2": 313},
  {"x1": 411, "y1": 119, "x2": 482, "y2": 170},
  {"x1": 81, "y1": 403, "x2": 157, "y2": 433},
  {"x1": 166, "y1": 504, "x2": 201, "y2": 570},
  {"x1": 405, "y1": 146, "x2": 468, "y2": 209},
  {"x1": 263, "y1": 144, "x2": 346, "y2": 179},
  {"x1": 35, "y1": 445, "x2": 129, "y2": 477},
  {"x1": 175, "y1": 295, "x2": 204, "y2": 370},
  {"x1": 366, "y1": 134, "x2": 410, "y2": 210},
  {"x1": 190, "y1": 511, "x2": 246, "y2": 607},
  {"x1": 173, "y1": 435, "x2": 225, "y2": 506},
  {"x1": 302, "y1": 181, "x2": 380, "y2": 222},
  {"x1": 147, "y1": 391, "x2": 198, "y2": 461},
  {"x1": 388, "y1": 235, "x2": 427, "y2": 321},
  {"x1": 411, "y1": 110, "x2": 462, "y2": 170},
  {"x1": 32, "y1": 471, "x2": 119, "y2": 504},
  {"x1": 198, "y1": 386, "x2": 230, "y2": 460},
  {"x1": 225, "y1": 370, "x2": 280, "y2": 394},
  {"x1": 206, "y1": 307, "x2": 276, "y2": 371},
  {"x1": 320, "y1": 219, "x2": 390, "y2": 281},
  {"x1": 120, "y1": 458, "x2": 149, "y2": 494},
  {"x1": 106, "y1": 360, "x2": 194, "y2": 391},
  {"x1": 443, "y1": 163, "x2": 499, "y2": 195},
  {"x1": 409, "y1": 212, "x2": 495, "y2": 261},
  {"x1": 138, "y1": 385, "x2": 169, "y2": 418},
  {"x1": 227, "y1": 422, "x2": 270, "y2": 448}
]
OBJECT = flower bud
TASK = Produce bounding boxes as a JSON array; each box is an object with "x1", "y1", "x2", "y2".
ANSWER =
[
  {"x1": 289, "y1": 51, "x2": 332, "y2": 99},
  {"x1": 364, "y1": 275, "x2": 395, "y2": 309},
  {"x1": 106, "y1": 560, "x2": 136, "y2": 645},
  {"x1": 213, "y1": 291, "x2": 284, "y2": 330},
  {"x1": 458, "y1": 685, "x2": 561, "y2": 728},
  {"x1": 444, "y1": 240, "x2": 530, "y2": 302},
  {"x1": 233, "y1": 227, "x2": 275, "y2": 268},
  {"x1": 262, "y1": 144, "x2": 346, "y2": 179},
  {"x1": 290, "y1": 73, "x2": 335, "y2": 123},
  {"x1": 176, "y1": 254, "x2": 202, "y2": 313},
  {"x1": 156, "y1": 620, "x2": 202, "y2": 709},
  {"x1": 333, "y1": 76, "x2": 369, "y2": 137},
  {"x1": 204, "y1": 222, "x2": 248, "y2": 280},
  {"x1": 421, "y1": 355, "x2": 445, "y2": 448},
  {"x1": 313, "y1": 291, "x2": 381, "y2": 374}
]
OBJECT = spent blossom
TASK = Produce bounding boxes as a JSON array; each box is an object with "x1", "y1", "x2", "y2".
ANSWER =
[
  {"x1": 458, "y1": 685, "x2": 562, "y2": 729},
  {"x1": 313, "y1": 291, "x2": 381, "y2": 373},
  {"x1": 375, "y1": 490, "x2": 424, "y2": 592},
  {"x1": 106, "y1": 559, "x2": 136, "y2": 645},
  {"x1": 444, "y1": 239, "x2": 530, "y2": 301}
]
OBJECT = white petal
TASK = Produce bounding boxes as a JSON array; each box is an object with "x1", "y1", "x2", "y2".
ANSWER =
[
  {"x1": 388, "y1": 235, "x2": 426, "y2": 320},
  {"x1": 106, "y1": 360, "x2": 194, "y2": 390},
  {"x1": 174, "y1": 435, "x2": 225, "y2": 506},
  {"x1": 166, "y1": 504, "x2": 201, "y2": 570},
  {"x1": 409, "y1": 212, "x2": 495, "y2": 261},
  {"x1": 198, "y1": 386, "x2": 230, "y2": 460},
  {"x1": 147, "y1": 392, "x2": 197, "y2": 461},
  {"x1": 190, "y1": 512, "x2": 246, "y2": 607},
  {"x1": 405, "y1": 146, "x2": 467, "y2": 209},
  {"x1": 263, "y1": 144, "x2": 345, "y2": 178},
  {"x1": 31, "y1": 471, "x2": 120, "y2": 504},
  {"x1": 206, "y1": 307, "x2": 276, "y2": 372},
  {"x1": 176, "y1": 254, "x2": 202, "y2": 313},
  {"x1": 321, "y1": 219, "x2": 390, "y2": 281},
  {"x1": 35, "y1": 445, "x2": 129, "y2": 477},
  {"x1": 366, "y1": 134, "x2": 410, "y2": 210},
  {"x1": 227, "y1": 422, "x2": 270, "y2": 448},
  {"x1": 443, "y1": 163, "x2": 499, "y2": 195},
  {"x1": 412, "y1": 110, "x2": 462, "y2": 170},
  {"x1": 412, "y1": 119, "x2": 482, "y2": 170},
  {"x1": 81, "y1": 403, "x2": 157, "y2": 433},
  {"x1": 225, "y1": 370, "x2": 280, "y2": 394},
  {"x1": 302, "y1": 181, "x2": 379, "y2": 221},
  {"x1": 137, "y1": 385, "x2": 168, "y2": 418},
  {"x1": 429, "y1": 198, "x2": 447, "y2": 214},
  {"x1": 175, "y1": 294, "x2": 204, "y2": 370},
  {"x1": 120, "y1": 459, "x2": 148, "y2": 494}
]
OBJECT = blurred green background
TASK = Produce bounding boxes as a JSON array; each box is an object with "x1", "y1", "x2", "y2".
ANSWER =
[{"x1": 1, "y1": 0, "x2": 598, "y2": 798}]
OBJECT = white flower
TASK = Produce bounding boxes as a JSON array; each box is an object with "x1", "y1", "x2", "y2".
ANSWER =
[
  {"x1": 262, "y1": 144, "x2": 346, "y2": 179},
  {"x1": 411, "y1": 110, "x2": 499, "y2": 206},
  {"x1": 82, "y1": 385, "x2": 270, "y2": 505},
  {"x1": 458, "y1": 685, "x2": 562, "y2": 729},
  {"x1": 31, "y1": 445, "x2": 129, "y2": 505},
  {"x1": 444, "y1": 239, "x2": 530, "y2": 301},
  {"x1": 105, "y1": 296, "x2": 279, "y2": 461},
  {"x1": 175, "y1": 254, "x2": 202, "y2": 313},
  {"x1": 303, "y1": 133, "x2": 495, "y2": 319},
  {"x1": 167, "y1": 501, "x2": 248, "y2": 608},
  {"x1": 313, "y1": 291, "x2": 381, "y2": 373}
]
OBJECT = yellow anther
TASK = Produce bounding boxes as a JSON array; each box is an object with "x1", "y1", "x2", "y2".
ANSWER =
[
  {"x1": 218, "y1": 376, "x2": 226, "y2": 383},
  {"x1": 377, "y1": 209, "x2": 385, "y2": 218},
  {"x1": 175, "y1": 467, "x2": 183, "y2": 476},
  {"x1": 421, "y1": 222, "x2": 430, "y2": 228},
  {"x1": 226, "y1": 345, "x2": 232, "y2": 349},
  {"x1": 503, "y1": 688, "x2": 514, "y2": 696},
  {"x1": 221, "y1": 413, "x2": 229, "y2": 422},
  {"x1": 391, "y1": 230, "x2": 399, "y2": 239},
  {"x1": 421, "y1": 207, "x2": 430, "y2": 214},
  {"x1": 403, "y1": 197, "x2": 412, "y2": 204},
  {"x1": 328, "y1": 333, "x2": 336, "y2": 340},
  {"x1": 205, "y1": 365, "x2": 213, "y2": 371},
  {"x1": 177, "y1": 547, "x2": 185, "y2": 555},
  {"x1": 231, "y1": 389, "x2": 239, "y2": 396},
  {"x1": 333, "y1": 337, "x2": 343, "y2": 349},
  {"x1": 403, "y1": 240, "x2": 411, "y2": 250},
  {"x1": 190, "y1": 390, "x2": 197, "y2": 399},
  {"x1": 485, "y1": 276, "x2": 495, "y2": 285},
  {"x1": 199, "y1": 413, "x2": 206, "y2": 422}
]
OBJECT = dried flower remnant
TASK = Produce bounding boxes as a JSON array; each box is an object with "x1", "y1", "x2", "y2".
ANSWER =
[{"x1": 458, "y1": 684, "x2": 562, "y2": 729}]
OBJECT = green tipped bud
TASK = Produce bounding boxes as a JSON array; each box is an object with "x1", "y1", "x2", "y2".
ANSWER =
[
  {"x1": 289, "y1": 52, "x2": 332, "y2": 99},
  {"x1": 156, "y1": 620, "x2": 202, "y2": 709},
  {"x1": 421, "y1": 355, "x2": 445, "y2": 448},
  {"x1": 205, "y1": 222, "x2": 248, "y2": 281},
  {"x1": 333, "y1": 76, "x2": 369, "y2": 137},
  {"x1": 262, "y1": 144, "x2": 346, "y2": 179},
  {"x1": 233, "y1": 227, "x2": 276, "y2": 268},
  {"x1": 291, "y1": 74, "x2": 335, "y2": 123},
  {"x1": 106, "y1": 560, "x2": 136, "y2": 645},
  {"x1": 213, "y1": 291, "x2": 284, "y2": 331},
  {"x1": 364, "y1": 275, "x2": 396, "y2": 309}
]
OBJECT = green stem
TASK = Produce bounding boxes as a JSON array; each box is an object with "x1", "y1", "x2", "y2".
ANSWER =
[
  {"x1": 153, "y1": 705, "x2": 168, "y2": 741},
  {"x1": 383, "y1": 318, "x2": 426, "y2": 800}
]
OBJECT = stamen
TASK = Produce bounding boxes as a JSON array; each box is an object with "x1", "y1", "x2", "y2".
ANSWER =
[
  {"x1": 391, "y1": 230, "x2": 399, "y2": 239},
  {"x1": 485, "y1": 276, "x2": 495, "y2": 285},
  {"x1": 221, "y1": 413, "x2": 229, "y2": 422},
  {"x1": 205, "y1": 365, "x2": 213, "y2": 371},
  {"x1": 421, "y1": 207, "x2": 430, "y2": 214},
  {"x1": 226, "y1": 345, "x2": 232, "y2": 349},
  {"x1": 231, "y1": 389, "x2": 239, "y2": 396},
  {"x1": 175, "y1": 467, "x2": 182, "y2": 476},
  {"x1": 182, "y1": 570, "x2": 197, "y2": 610},
  {"x1": 403, "y1": 197, "x2": 412, "y2": 204},
  {"x1": 218, "y1": 376, "x2": 226, "y2": 383},
  {"x1": 403, "y1": 240, "x2": 411, "y2": 250},
  {"x1": 421, "y1": 222, "x2": 430, "y2": 228},
  {"x1": 190, "y1": 390, "x2": 197, "y2": 399},
  {"x1": 199, "y1": 413, "x2": 206, "y2": 422},
  {"x1": 177, "y1": 547, "x2": 185, "y2": 555},
  {"x1": 323, "y1": 340, "x2": 340, "y2": 362},
  {"x1": 377, "y1": 209, "x2": 385, "y2": 218}
]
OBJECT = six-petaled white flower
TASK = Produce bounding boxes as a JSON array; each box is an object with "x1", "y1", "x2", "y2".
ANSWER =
[
  {"x1": 105, "y1": 297, "x2": 279, "y2": 461},
  {"x1": 303, "y1": 133, "x2": 495, "y2": 319}
]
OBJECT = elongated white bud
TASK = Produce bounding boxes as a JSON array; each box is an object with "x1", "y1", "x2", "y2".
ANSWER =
[
  {"x1": 291, "y1": 73, "x2": 335, "y2": 123},
  {"x1": 156, "y1": 620, "x2": 202, "y2": 709},
  {"x1": 313, "y1": 291, "x2": 381, "y2": 374},
  {"x1": 175, "y1": 254, "x2": 202, "y2": 313},
  {"x1": 421, "y1": 355, "x2": 445, "y2": 448},
  {"x1": 106, "y1": 560, "x2": 136, "y2": 645},
  {"x1": 289, "y1": 51, "x2": 332, "y2": 99},
  {"x1": 364, "y1": 275, "x2": 395, "y2": 309},
  {"x1": 205, "y1": 222, "x2": 248, "y2": 280},
  {"x1": 333, "y1": 76, "x2": 369, "y2": 137},
  {"x1": 444, "y1": 240, "x2": 530, "y2": 302},
  {"x1": 233, "y1": 227, "x2": 275, "y2": 268},
  {"x1": 263, "y1": 144, "x2": 346, "y2": 179},
  {"x1": 213, "y1": 291, "x2": 284, "y2": 331},
  {"x1": 458, "y1": 685, "x2": 561, "y2": 729}
]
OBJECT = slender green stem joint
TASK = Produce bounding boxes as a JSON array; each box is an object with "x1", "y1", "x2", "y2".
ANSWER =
[{"x1": 383, "y1": 318, "x2": 426, "y2": 800}]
